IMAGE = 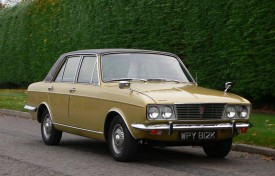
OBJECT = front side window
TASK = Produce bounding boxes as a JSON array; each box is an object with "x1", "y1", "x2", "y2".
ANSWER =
[
  {"x1": 101, "y1": 53, "x2": 193, "y2": 82},
  {"x1": 77, "y1": 56, "x2": 97, "y2": 83},
  {"x1": 55, "y1": 56, "x2": 81, "y2": 82}
]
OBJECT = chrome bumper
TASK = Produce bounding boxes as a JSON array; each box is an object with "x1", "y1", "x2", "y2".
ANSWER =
[
  {"x1": 131, "y1": 122, "x2": 250, "y2": 135},
  {"x1": 24, "y1": 105, "x2": 37, "y2": 112}
]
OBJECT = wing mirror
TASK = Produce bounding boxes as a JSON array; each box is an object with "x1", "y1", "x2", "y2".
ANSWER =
[
  {"x1": 119, "y1": 81, "x2": 131, "y2": 89},
  {"x1": 224, "y1": 82, "x2": 233, "y2": 93}
]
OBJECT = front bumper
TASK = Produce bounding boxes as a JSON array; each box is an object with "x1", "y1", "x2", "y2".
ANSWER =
[
  {"x1": 131, "y1": 121, "x2": 250, "y2": 135},
  {"x1": 24, "y1": 105, "x2": 37, "y2": 112}
]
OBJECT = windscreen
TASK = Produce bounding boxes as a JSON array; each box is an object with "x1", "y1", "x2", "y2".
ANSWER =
[{"x1": 101, "y1": 53, "x2": 193, "y2": 83}]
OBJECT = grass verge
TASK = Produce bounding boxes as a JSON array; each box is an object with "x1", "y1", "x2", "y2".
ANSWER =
[
  {"x1": 0, "y1": 89, "x2": 274, "y2": 149},
  {"x1": 234, "y1": 113, "x2": 275, "y2": 149},
  {"x1": 0, "y1": 89, "x2": 27, "y2": 112}
]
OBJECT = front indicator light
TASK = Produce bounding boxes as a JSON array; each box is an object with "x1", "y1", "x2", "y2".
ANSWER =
[
  {"x1": 240, "y1": 127, "x2": 248, "y2": 133},
  {"x1": 150, "y1": 129, "x2": 162, "y2": 135}
]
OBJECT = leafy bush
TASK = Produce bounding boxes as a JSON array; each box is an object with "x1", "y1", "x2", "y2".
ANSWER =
[{"x1": 0, "y1": 0, "x2": 274, "y2": 108}]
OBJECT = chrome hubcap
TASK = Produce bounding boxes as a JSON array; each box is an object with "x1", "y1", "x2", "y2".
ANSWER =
[
  {"x1": 112, "y1": 124, "x2": 125, "y2": 154},
  {"x1": 43, "y1": 114, "x2": 52, "y2": 139}
]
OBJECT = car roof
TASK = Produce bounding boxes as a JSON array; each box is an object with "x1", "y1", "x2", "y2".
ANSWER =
[
  {"x1": 63, "y1": 49, "x2": 175, "y2": 56},
  {"x1": 44, "y1": 49, "x2": 178, "y2": 82}
]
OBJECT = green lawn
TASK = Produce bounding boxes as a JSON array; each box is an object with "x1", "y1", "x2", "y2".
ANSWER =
[
  {"x1": 234, "y1": 113, "x2": 275, "y2": 149},
  {"x1": 0, "y1": 89, "x2": 274, "y2": 149},
  {"x1": 0, "y1": 89, "x2": 27, "y2": 112}
]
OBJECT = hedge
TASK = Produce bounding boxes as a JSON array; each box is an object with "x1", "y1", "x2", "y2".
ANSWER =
[{"x1": 0, "y1": 0, "x2": 274, "y2": 108}]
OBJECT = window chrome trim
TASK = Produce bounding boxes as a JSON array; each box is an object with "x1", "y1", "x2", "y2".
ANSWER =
[
  {"x1": 97, "y1": 54, "x2": 102, "y2": 86},
  {"x1": 74, "y1": 55, "x2": 84, "y2": 83},
  {"x1": 53, "y1": 122, "x2": 104, "y2": 134},
  {"x1": 90, "y1": 60, "x2": 99, "y2": 85}
]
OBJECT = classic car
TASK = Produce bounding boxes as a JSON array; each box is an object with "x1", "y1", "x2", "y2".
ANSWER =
[{"x1": 25, "y1": 49, "x2": 251, "y2": 161}]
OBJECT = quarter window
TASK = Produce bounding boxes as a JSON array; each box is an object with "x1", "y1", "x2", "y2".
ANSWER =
[{"x1": 55, "y1": 63, "x2": 66, "y2": 82}]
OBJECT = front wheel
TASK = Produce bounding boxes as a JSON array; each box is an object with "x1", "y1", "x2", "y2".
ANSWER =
[
  {"x1": 108, "y1": 116, "x2": 137, "y2": 162},
  {"x1": 203, "y1": 138, "x2": 232, "y2": 158},
  {"x1": 41, "y1": 109, "x2": 62, "y2": 145}
]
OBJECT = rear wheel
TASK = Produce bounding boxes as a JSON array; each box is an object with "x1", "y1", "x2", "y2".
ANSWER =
[
  {"x1": 108, "y1": 116, "x2": 137, "y2": 162},
  {"x1": 203, "y1": 138, "x2": 232, "y2": 158},
  {"x1": 41, "y1": 109, "x2": 62, "y2": 145}
]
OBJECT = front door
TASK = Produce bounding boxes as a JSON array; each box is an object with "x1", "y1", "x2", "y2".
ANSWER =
[{"x1": 68, "y1": 56, "x2": 102, "y2": 132}]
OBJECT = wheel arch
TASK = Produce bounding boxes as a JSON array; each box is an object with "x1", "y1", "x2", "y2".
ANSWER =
[
  {"x1": 104, "y1": 108, "x2": 136, "y2": 141},
  {"x1": 37, "y1": 102, "x2": 53, "y2": 123}
]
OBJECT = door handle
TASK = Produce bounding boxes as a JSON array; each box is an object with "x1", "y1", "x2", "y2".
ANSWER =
[
  {"x1": 69, "y1": 88, "x2": 76, "y2": 93},
  {"x1": 48, "y1": 86, "x2": 54, "y2": 91}
]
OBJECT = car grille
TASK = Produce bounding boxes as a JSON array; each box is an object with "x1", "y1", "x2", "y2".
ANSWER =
[{"x1": 175, "y1": 103, "x2": 226, "y2": 120}]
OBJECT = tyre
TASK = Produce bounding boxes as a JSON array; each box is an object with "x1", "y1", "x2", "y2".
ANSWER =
[
  {"x1": 41, "y1": 109, "x2": 62, "y2": 145},
  {"x1": 203, "y1": 138, "x2": 232, "y2": 158},
  {"x1": 108, "y1": 116, "x2": 138, "y2": 162}
]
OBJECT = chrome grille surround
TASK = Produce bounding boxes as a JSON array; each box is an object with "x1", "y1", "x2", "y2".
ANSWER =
[{"x1": 175, "y1": 103, "x2": 226, "y2": 120}]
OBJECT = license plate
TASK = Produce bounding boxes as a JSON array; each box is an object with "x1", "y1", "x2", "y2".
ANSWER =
[{"x1": 180, "y1": 131, "x2": 216, "y2": 141}]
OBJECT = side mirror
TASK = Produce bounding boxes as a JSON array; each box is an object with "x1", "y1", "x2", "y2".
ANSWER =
[
  {"x1": 224, "y1": 82, "x2": 233, "y2": 93},
  {"x1": 119, "y1": 81, "x2": 131, "y2": 89}
]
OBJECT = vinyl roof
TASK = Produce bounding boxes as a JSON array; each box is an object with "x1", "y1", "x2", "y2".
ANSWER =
[
  {"x1": 44, "y1": 49, "x2": 177, "y2": 82},
  {"x1": 63, "y1": 48, "x2": 174, "y2": 56}
]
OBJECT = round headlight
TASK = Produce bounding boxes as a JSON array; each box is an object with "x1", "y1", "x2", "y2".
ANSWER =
[
  {"x1": 226, "y1": 106, "x2": 236, "y2": 118},
  {"x1": 239, "y1": 106, "x2": 248, "y2": 118},
  {"x1": 161, "y1": 106, "x2": 173, "y2": 119},
  {"x1": 148, "y1": 107, "x2": 159, "y2": 119}
]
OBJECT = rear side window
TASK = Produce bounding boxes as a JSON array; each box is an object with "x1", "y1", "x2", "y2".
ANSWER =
[{"x1": 55, "y1": 56, "x2": 81, "y2": 82}]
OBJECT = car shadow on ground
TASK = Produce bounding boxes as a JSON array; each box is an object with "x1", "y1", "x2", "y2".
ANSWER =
[
  {"x1": 56, "y1": 135, "x2": 229, "y2": 164},
  {"x1": 58, "y1": 138, "x2": 110, "y2": 156}
]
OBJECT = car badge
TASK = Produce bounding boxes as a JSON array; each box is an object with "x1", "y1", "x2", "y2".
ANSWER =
[{"x1": 199, "y1": 106, "x2": 205, "y2": 115}]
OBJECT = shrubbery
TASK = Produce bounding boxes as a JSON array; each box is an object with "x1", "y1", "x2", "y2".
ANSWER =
[{"x1": 0, "y1": 0, "x2": 274, "y2": 108}]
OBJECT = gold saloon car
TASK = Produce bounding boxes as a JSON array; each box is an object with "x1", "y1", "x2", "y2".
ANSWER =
[{"x1": 25, "y1": 49, "x2": 251, "y2": 161}]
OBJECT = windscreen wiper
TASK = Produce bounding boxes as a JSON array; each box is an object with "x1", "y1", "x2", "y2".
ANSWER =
[
  {"x1": 104, "y1": 78, "x2": 147, "y2": 82},
  {"x1": 146, "y1": 78, "x2": 181, "y2": 83}
]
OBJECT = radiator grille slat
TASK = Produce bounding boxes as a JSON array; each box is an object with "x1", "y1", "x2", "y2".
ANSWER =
[{"x1": 175, "y1": 104, "x2": 225, "y2": 120}]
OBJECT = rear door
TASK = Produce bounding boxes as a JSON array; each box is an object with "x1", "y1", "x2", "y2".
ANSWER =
[{"x1": 48, "y1": 56, "x2": 81, "y2": 125}]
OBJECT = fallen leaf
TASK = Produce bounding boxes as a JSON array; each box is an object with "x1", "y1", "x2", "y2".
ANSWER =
[{"x1": 261, "y1": 156, "x2": 275, "y2": 161}]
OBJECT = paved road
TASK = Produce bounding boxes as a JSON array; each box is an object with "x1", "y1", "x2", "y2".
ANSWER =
[{"x1": 0, "y1": 115, "x2": 274, "y2": 176}]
